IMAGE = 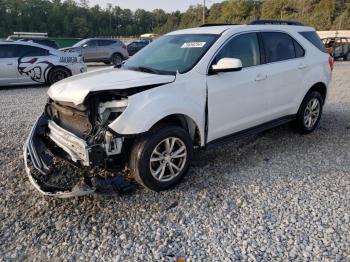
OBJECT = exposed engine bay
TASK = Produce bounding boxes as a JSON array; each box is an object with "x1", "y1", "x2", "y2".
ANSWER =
[{"x1": 45, "y1": 93, "x2": 129, "y2": 166}]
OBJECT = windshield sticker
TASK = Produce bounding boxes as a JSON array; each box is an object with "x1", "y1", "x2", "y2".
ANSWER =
[{"x1": 181, "y1": 42, "x2": 206, "y2": 48}]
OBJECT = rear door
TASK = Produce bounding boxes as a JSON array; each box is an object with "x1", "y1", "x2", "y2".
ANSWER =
[
  {"x1": 0, "y1": 44, "x2": 18, "y2": 86},
  {"x1": 97, "y1": 40, "x2": 115, "y2": 59},
  {"x1": 260, "y1": 31, "x2": 306, "y2": 119}
]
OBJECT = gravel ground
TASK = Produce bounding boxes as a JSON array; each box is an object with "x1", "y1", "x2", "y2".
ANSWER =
[{"x1": 1, "y1": 63, "x2": 349, "y2": 261}]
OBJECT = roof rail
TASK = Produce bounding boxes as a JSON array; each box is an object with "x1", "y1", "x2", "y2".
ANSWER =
[
  {"x1": 200, "y1": 23, "x2": 238, "y2": 27},
  {"x1": 249, "y1": 20, "x2": 304, "y2": 26}
]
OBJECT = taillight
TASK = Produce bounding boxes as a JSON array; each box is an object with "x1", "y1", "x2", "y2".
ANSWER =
[
  {"x1": 122, "y1": 44, "x2": 127, "y2": 50},
  {"x1": 328, "y1": 56, "x2": 334, "y2": 72}
]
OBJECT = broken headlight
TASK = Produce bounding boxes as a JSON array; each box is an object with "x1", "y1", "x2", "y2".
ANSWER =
[{"x1": 98, "y1": 99, "x2": 128, "y2": 125}]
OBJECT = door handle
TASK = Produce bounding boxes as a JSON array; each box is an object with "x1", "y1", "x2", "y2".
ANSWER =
[
  {"x1": 7, "y1": 63, "x2": 14, "y2": 66},
  {"x1": 255, "y1": 74, "x2": 267, "y2": 81},
  {"x1": 298, "y1": 64, "x2": 307, "y2": 69}
]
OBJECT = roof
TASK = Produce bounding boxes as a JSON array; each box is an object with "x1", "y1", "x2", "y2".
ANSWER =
[
  {"x1": 167, "y1": 24, "x2": 314, "y2": 36},
  {"x1": 167, "y1": 25, "x2": 244, "y2": 35},
  {"x1": 86, "y1": 38, "x2": 119, "y2": 41},
  {"x1": 0, "y1": 40, "x2": 61, "y2": 53}
]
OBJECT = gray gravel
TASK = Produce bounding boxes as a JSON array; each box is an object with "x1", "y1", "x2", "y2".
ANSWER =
[{"x1": 1, "y1": 63, "x2": 350, "y2": 261}]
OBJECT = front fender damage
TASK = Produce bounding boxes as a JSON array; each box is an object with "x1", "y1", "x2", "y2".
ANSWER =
[{"x1": 23, "y1": 115, "x2": 135, "y2": 198}]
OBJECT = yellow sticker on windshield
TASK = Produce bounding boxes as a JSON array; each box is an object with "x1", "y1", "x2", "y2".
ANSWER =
[{"x1": 181, "y1": 42, "x2": 206, "y2": 48}]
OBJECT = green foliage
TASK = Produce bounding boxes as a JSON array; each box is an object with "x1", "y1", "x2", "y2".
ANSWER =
[{"x1": 0, "y1": 0, "x2": 349, "y2": 38}]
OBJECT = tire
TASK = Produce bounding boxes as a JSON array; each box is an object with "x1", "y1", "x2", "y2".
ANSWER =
[
  {"x1": 294, "y1": 91, "x2": 324, "y2": 134},
  {"x1": 129, "y1": 126, "x2": 193, "y2": 191},
  {"x1": 344, "y1": 53, "x2": 350, "y2": 61},
  {"x1": 48, "y1": 67, "x2": 71, "y2": 85},
  {"x1": 111, "y1": 53, "x2": 123, "y2": 66}
]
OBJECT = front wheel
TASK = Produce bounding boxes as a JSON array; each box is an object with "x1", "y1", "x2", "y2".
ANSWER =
[
  {"x1": 129, "y1": 126, "x2": 193, "y2": 191},
  {"x1": 294, "y1": 91, "x2": 324, "y2": 134}
]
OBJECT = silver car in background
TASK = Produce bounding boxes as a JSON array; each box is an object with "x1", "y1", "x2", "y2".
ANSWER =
[{"x1": 61, "y1": 38, "x2": 129, "y2": 65}]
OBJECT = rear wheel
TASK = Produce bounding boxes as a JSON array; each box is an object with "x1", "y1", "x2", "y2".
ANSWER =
[
  {"x1": 343, "y1": 53, "x2": 350, "y2": 61},
  {"x1": 111, "y1": 53, "x2": 123, "y2": 66},
  {"x1": 295, "y1": 91, "x2": 324, "y2": 134},
  {"x1": 48, "y1": 67, "x2": 71, "y2": 85},
  {"x1": 129, "y1": 126, "x2": 193, "y2": 191}
]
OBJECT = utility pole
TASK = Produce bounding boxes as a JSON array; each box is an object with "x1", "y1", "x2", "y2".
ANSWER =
[{"x1": 203, "y1": 0, "x2": 206, "y2": 24}]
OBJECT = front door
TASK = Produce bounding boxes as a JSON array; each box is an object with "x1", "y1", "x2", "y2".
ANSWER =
[
  {"x1": 207, "y1": 32, "x2": 269, "y2": 142},
  {"x1": 82, "y1": 40, "x2": 98, "y2": 61}
]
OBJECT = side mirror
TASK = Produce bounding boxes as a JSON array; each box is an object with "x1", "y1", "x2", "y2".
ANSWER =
[
  {"x1": 210, "y1": 58, "x2": 243, "y2": 74},
  {"x1": 82, "y1": 44, "x2": 88, "y2": 48}
]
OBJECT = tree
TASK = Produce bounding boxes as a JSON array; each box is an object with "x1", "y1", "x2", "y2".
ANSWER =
[{"x1": 0, "y1": 0, "x2": 348, "y2": 38}]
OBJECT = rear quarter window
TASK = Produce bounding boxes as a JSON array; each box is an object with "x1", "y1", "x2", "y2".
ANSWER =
[
  {"x1": 293, "y1": 40, "x2": 305, "y2": 58},
  {"x1": 299, "y1": 31, "x2": 327, "y2": 53}
]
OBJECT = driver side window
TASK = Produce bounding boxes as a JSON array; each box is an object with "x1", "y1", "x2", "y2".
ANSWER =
[{"x1": 215, "y1": 33, "x2": 261, "y2": 68}]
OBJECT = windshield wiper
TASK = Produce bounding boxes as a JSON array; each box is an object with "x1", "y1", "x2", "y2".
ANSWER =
[{"x1": 127, "y1": 66, "x2": 176, "y2": 76}]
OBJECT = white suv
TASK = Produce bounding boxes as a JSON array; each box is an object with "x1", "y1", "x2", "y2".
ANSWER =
[{"x1": 24, "y1": 21, "x2": 333, "y2": 197}]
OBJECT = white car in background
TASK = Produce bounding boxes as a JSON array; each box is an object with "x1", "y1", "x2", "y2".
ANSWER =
[
  {"x1": 0, "y1": 41, "x2": 87, "y2": 86},
  {"x1": 25, "y1": 20, "x2": 333, "y2": 197}
]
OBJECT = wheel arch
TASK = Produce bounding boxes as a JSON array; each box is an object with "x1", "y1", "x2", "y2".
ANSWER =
[
  {"x1": 149, "y1": 114, "x2": 202, "y2": 147},
  {"x1": 307, "y1": 82, "x2": 327, "y2": 101},
  {"x1": 46, "y1": 65, "x2": 72, "y2": 82},
  {"x1": 111, "y1": 52, "x2": 124, "y2": 60}
]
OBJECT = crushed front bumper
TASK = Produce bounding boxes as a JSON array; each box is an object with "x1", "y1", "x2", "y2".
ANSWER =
[
  {"x1": 23, "y1": 115, "x2": 134, "y2": 198},
  {"x1": 23, "y1": 115, "x2": 95, "y2": 198}
]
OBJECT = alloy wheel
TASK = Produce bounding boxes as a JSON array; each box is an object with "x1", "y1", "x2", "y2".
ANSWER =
[
  {"x1": 149, "y1": 137, "x2": 187, "y2": 182},
  {"x1": 304, "y1": 98, "x2": 320, "y2": 129}
]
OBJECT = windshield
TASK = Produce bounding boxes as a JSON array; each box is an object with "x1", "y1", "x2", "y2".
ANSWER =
[
  {"x1": 73, "y1": 39, "x2": 88, "y2": 47},
  {"x1": 124, "y1": 34, "x2": 219, "y2": 74}
]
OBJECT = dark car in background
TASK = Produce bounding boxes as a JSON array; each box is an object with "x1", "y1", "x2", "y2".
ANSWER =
[
  {"x1": 322, "y1": 37, "x2": 350, "y2": 61},
  {"x1": 127, "y1": 40, "x2": 151, "y2": 56},
  {"x1": 61, "y1": 38, "x2": 129, "y2": 65}
]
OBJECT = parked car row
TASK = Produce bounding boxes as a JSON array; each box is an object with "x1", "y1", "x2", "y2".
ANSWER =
[{"x1": 0, "y1": 37, "x2": 153, "y2": 86}]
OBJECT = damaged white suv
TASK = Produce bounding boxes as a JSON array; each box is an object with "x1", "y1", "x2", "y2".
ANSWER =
[{"x1": 24, "y1": 20, "x2": 333, "y2": 197}]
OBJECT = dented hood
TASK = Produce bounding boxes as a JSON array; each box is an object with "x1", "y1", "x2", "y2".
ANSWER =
[{"x1": 48, "y1": 68, "x2": 175, "y2": 105}]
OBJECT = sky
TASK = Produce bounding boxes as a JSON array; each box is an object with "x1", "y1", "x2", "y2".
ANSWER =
[{"x1": 87, "y1": 0, "x2": 224, "y2": 12}]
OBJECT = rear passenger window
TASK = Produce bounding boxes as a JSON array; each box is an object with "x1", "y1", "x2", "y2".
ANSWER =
[
  {"x1": 215, "y1": 33, "x2": 261, "y2": 68},
  {"x1": 262, "y1": 32, "x2": 295, "y2": 63},
  {"x1": 0, "y1": 45, "x2": 16, "y2": 58},
  {"x1": 98, "y1": 40, "x2": 114, "y2": 46}
]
